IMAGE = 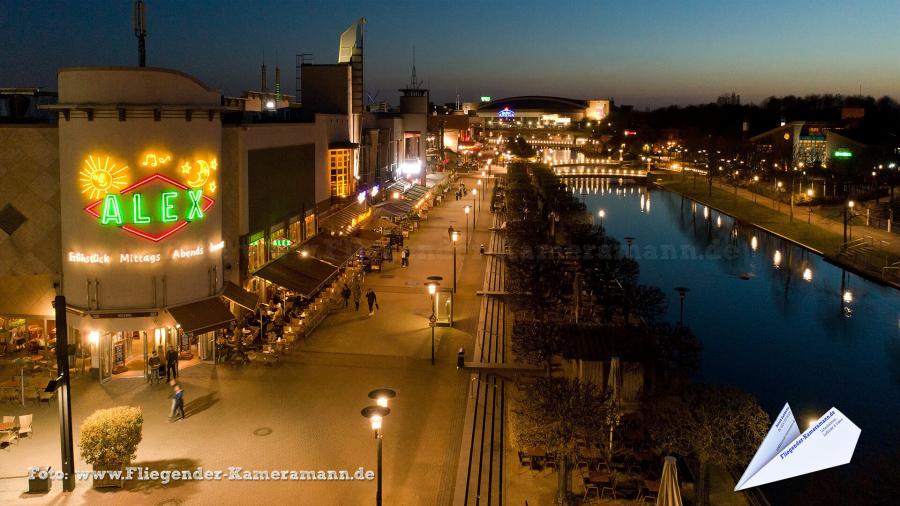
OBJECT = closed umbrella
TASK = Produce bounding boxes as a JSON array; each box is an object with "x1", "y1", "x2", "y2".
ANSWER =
[
  {"x1": 656, "y1": 456, "x2": 683, "y2": 506},
  {"x1": 608, "y1": 356, "x2": 621, "y2": 404}
]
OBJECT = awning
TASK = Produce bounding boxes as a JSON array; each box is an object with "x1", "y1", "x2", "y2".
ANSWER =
[
  {"x1": 253, "y1": 249, "x2": 339, "y2": 298},
  {"x1": 328, "y1": 140, "x2": 360, "y2": 149},
  {"x1": 300, "y1": 233, "x2": 367, "y2": 267},
  {"x1": 371, "y1": 217, "x2": 399, "y2": 230},
  {"x1": 319, "y1": 201, "x2": 370, "y2": 234},
  {"x1": 352, "y1": 229, "x2": 383, "y2": 242},
  {"x1": 221, "y1": 281, "x2": 259, "y2": 311},
  {"x1": 167, "y1": 297, "x2": 236, "y2": 335},
  {"x1": 385, "y1": 181, "x2": 429, "y2": 201},
  {"x1": 373, "y1": 200, "x2": 413, "y2": 218}
]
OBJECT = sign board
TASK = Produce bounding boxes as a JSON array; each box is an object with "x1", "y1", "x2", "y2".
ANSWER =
[
  {"x1": 480, "y1": 96, "x2": 491, "y2": 102},
  {"x1": 498, "y1": 107, "x2": 515, "y2": 119},
  {"x1": 429, "y1": 313, "x2": 437, "y2": 326},
  {"x1": 180, "y1": 332, "x2": 191, "y2": 353},
  {"x1": 113, "y1": 341, "x2": 125, "y2": 367}
]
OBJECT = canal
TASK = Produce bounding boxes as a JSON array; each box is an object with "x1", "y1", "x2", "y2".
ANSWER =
[{"x1": 563, "y1": 175, "x2": 900, "y2": 504}]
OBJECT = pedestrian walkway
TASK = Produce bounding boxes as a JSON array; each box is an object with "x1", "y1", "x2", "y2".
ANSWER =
[{"x1": 0, "y1": 175, "x2": 495, "y2": 506}]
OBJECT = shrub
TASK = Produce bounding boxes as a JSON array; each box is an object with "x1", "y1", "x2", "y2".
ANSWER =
[{"x1": 79, "y1": 406, "x2": 143, "y2": 467}]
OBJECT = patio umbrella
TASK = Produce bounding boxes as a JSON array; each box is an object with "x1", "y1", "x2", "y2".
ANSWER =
[
  {"x1": 608, "y1": 356, "x2": 621, "y2": 404},
  {"x1": 656, "y1": 456, "x2": 683, "y2": 506}
]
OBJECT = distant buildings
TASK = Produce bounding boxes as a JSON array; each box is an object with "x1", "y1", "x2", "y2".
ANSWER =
[{"x1": 476, "y1": 96, "x2": 611, "y2": 127}]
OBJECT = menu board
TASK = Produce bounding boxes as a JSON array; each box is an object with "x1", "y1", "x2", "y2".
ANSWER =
[{"x1": 113, "y1": 341, "x2": 126, "y2": 367}]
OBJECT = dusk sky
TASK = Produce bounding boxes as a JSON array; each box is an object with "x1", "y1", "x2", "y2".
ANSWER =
[{"x1": 3, "y1": 0, "x2": 900, "y2": 108}]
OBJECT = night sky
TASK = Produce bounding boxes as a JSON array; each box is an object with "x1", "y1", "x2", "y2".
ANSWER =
[{"x1": 3, "y1": 0, "x2": 900, "y2": 108}]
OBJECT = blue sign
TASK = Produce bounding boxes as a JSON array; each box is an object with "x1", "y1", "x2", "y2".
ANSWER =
[{"x1": 498, "y1": 107, "x2": 515, "y2": 119}]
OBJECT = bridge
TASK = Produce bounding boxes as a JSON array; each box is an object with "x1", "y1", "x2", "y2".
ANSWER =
[{"x1": 552, "y1": 164, "x2": 649, "y2": 181}]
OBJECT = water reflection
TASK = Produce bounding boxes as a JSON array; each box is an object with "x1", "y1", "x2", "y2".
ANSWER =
[{"x1": 560, "y1": 176, "x2": 900, "y2": 504}]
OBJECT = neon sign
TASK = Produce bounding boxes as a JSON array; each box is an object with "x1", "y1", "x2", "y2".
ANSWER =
[
  {"x1": 84, "y1": 172, "x2": 214, "y2": 243},
  {"x1": 498, "y1": 107, "x2": 515, "y2": 119},
  {"x1": 834, "y1": 149, "x2": 853, "y2": 158}
]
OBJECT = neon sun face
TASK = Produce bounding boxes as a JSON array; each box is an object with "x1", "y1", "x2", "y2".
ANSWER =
[{"x1": 79, "y1": 155, "x2": 129, "y2": 200}]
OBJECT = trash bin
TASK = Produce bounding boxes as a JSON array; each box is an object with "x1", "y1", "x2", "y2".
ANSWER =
[{"x1": 28, "y1": 467, "x2": 52, "y2": 493}]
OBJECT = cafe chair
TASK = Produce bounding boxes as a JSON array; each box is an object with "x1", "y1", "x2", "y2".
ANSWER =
[
  {"x1": 582, "y1": 475, "x2": 599, "y2": 501},
  {"x1": 18, "y1": 414, "x2": 33, "y2": 439}
]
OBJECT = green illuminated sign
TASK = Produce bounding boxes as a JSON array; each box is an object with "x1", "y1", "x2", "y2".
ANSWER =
[
  {"x1": 481, "y1": 96, "x2": 491, "y2": 102},
  {"x1": 834, "y1": 149, "x2": 853, "y2": 159},
  {"x1": 272, "y1": 239, "x2": 292, "y2": 247},
  {"x1": 97, "y1": 189, "x2": 206, "y2": 226}
]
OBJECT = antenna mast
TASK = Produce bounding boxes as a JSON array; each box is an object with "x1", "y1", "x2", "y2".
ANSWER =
[{"x1": 133, "y1": 0, "x2": 147, "y2": 67}]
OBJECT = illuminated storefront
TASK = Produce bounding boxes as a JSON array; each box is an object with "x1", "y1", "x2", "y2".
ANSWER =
[
  {"x1": 329, "y1": 148, "x2": 352, "y2": 197},
  {"x1": 52, "y1": 68, "x2": 232, "y2": 381}
]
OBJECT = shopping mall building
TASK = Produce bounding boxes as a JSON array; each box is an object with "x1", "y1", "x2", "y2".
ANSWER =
[{"x1": 0, "y1": 59, "x2": 430, "y2": 381}]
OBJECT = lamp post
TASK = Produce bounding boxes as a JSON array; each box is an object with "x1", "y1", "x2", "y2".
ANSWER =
[
  {"x1": 598, "y1": 209, "x2": 605, "y2": 230},
  {"x1": 843, "y1": 200, "x2": 855, "y2": 245},
  {"x1": 674, "y1": 287, "x2": 690, "y2": 327},
  {"x1": 427, "y1": 282, "x2": 438, "y2": 365},
  {"x1": 624, "y1": 237, "x2": 635, "y2": 258},
  {"x1": 472, "y1": 189, "x2": 478, "y2": 228},
  {"x1": 477, "y1": 179, "x2": 483, "y2": 201},
  {"x1": 752, "y1": 175, "x2": 759, "y2": 203},
  {"x1": 362, "y1": 388, "x2": 397, "y2": 506},
  {"x1": 775, "y1": 181, "x2": 783, "y2": 211},
  {"x1": 464, "y1": 205, "x2": 471, "y2": 254},
  {"x1": 451, "y1": 231, "x2": 459, "y2": 292},
  {"x1": 806, "y1": 189, "x2": 814, "y2": 223}
]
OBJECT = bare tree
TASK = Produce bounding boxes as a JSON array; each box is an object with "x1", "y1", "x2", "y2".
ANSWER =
[
  {"x1": 512, "y1": 377, "x2": 609, "y2": 505},
  {"x1": 647, "y1": 384, "x2": 769, "y2": 506}
]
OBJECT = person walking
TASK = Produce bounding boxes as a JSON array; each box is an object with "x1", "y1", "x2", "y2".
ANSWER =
[
  {"x1": 403, "y1": 247, "x2": 410, "y2": 267},
  {"x1": 352, "y1": 282, "x2": 362, "y2": 311},
  {"x1": 341, "y1": 284, "x2": 351, "y2": 308},
  {"x1": 165, "y1": 346, "x2": 178, "y2": 381},
  {"x1": 366, "y1": 289, "x2": 378, "y2": 316},
  {"x1": 169, "y1": 380, "x2": 185, "y2": 421},
  {"x1": 148, "y1": 351, "x2": 161, "y2": 385}
]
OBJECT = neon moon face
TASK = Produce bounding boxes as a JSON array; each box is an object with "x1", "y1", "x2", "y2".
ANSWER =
[{"x1": 180, "y1": 158, "x2": 217, "y2": 188}]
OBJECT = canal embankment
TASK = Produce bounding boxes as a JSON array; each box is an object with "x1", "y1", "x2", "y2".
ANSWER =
[{"x1": 653, "y1": 173, "x2": 900, "y2": 290}]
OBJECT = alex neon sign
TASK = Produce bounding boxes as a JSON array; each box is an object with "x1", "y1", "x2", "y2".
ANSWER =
[{"x1": 84, "y1": 173, "x2": 214, "y2": 242}]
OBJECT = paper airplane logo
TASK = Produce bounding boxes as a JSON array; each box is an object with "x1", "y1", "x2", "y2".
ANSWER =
[{"x1": 735, "y1": 403, "x2": 860, "y2": 491}]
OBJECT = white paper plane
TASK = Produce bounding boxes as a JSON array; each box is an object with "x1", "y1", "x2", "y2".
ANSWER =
[{"x1": 735, "y1": 403, "x2": 860, "y2": 491}]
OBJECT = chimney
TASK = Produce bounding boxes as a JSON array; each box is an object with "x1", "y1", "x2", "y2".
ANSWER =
[{"x1": 260, "y1": 63, "x2": 268, "y2": 92}]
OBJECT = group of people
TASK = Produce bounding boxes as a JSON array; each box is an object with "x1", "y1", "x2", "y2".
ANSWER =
[
  {"x1": 455, "y1": 182, "x2": 468, "y2": 201},
  {"x1": 340, "y1": 275, "x2": 380, "y2": 316},
  {"x1": 147, "y1": 346, "x2": 180, "y2": 385}
]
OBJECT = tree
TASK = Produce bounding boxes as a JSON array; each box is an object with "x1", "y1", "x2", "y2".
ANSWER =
[
  {"x1": 512, "y1": 377, "x2": 609, "y2": 505},
  {"x1": 651, "y1": 322, "x2": 703, "y2": 387},
  {"x1": 647, "y1": 385, "x2": 769, "y2": 506},
  {"x1": 511, "y1": 318, "x2": 563, "y2": 375}
]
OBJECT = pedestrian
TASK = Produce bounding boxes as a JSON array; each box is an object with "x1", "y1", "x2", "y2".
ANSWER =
[
  {"x1": 400, "y1": 247, "x2": 408, "y2": 267},
  {"x1": 148, "y1": 351, "x2": 161, "y2": 385},
  {"x1": 404, "y1": 247, "x2": 410, "y2": 267},
  {"x1": 341, "y1": 284, "x2": 351, "y2": 308},
  {"x1": 352, "y1": 282, "x2": 362, "y2": 311},
  {"x1": 169, "y1": 380, "x2": 185, "y2": 421},
  {"x1": 165, "y1": 346, "x2": 178, "y2": 381},
  {"x1": 366, "y1": 289, "x2": 378, "y2": 316},
  {"x1": 448, "y1": 225, "x2": 455, "y2": 240},
  {"x1": 479, "y1": 243, "x2": 485, "y2": 255}
]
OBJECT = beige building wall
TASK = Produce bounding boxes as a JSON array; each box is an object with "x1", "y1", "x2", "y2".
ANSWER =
[{"x1": 0, "y1": 125, "x2": 60, "y2": 317}]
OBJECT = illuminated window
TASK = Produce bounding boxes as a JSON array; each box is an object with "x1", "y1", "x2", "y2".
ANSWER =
[
  {"x1": 248, "y1": 232, "x2": 265, "y2": 272},
  {"x1": 304, "y1": 213, "x2": 317, "y2": 240},
  {"x1": 329, "y1": 149, "x2": 351, "y2": 197}
]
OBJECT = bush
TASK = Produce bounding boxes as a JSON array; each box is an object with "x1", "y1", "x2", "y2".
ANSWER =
[{"x1": 79, "y1": 406, "x2": 143, "y2": 467}]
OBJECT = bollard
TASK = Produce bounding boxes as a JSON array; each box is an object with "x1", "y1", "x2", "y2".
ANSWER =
[{"x1": 457, "y1": 347, "x2": 465, "y2": 369}]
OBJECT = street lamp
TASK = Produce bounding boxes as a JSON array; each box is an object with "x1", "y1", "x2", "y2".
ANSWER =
[
  {"x1": 624, "y1": 237, "x2": 635, "y2": 258},
  {"x1": 471, "y1": 189, "x2": 478, "y2": 227},
  {"x1": 464, "y1": 205, "x2": 471, "y2": 254},
  {"x1": 806, "y1": 189, "x2": 814, "y2": 223},
  {"x1": 598, "y1": 209, "x2": 606, "y2": 229},
  {"x1": 451, "y1": 231, "x2": 459, "y2": 292},
  {"x1": 843, "y1": 200, "x2": 855, "y2": 245},
  {"x1": 477, "y1": 179, "x2": 483, "y2": 201},
  {"x1": 427, "y1": 282, "x2": 438, "y2": 365},
  {"x1": 361, "y1": 404, "x2": 391, "y2": 506},
  {"x1": 674, "y1": 287, "x2": 690, "y2": 326}
]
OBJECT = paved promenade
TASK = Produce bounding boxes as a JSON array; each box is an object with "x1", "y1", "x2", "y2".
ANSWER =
[{"x1": 0, "y1": 175, "x2": 493, "y2": 506}]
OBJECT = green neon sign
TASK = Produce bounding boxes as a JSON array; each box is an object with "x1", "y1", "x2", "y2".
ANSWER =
[
  {"x1": 834, "y1": 149, "x2": 853, "y2": 159},
  {"x1": 481, "y1": 96, "x2": 491, "y2": 102},
  {"x1": 272, "y1": 239, "x2": 292, "y2": 247},
  {"x1": 132, "y1": 193, "x2": 151, "y2": 224},
  {"x1": 97, "y1": 189, "x2": 207, "y2": 226}
]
